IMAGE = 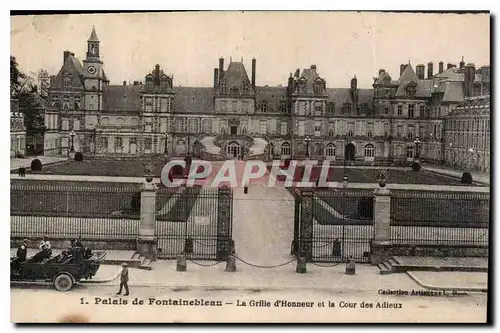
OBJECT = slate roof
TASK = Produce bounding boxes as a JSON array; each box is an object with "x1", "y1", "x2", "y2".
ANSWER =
[
  {"x1": 102, "y1": 85, "x2": 142, "y2": 112},
  {"x1": 325, "y1": 88, "x2": 373, "y2": 106},
  {"x1": 174, "y1": 87, "x2": 214, "y2": 113},
  {"x1": 50, "y1": 54, "x2": 85, "y2": 89},
  {"x1": 291, "y1": 65, "x2": 327, "y2": 95},
  {"x1": 88, "y1": 26, "x2": 99, "y2": 42},
  {"x1": 255, "y1": 86, "x2": 287, "y2": 111}
]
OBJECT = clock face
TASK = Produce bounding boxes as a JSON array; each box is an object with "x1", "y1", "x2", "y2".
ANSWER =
[{"x1": 87, "y1": 66, "x2": 96, "y2": 75}]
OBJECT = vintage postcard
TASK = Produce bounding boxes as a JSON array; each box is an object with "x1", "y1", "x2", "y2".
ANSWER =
[{"x1": 9, "y1": 11, "x2": 490, "y2": 323}]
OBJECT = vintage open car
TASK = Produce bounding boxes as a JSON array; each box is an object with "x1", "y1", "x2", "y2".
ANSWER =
[{"x1": 10, "y1": 248, "x2": 107, "y2": 292}]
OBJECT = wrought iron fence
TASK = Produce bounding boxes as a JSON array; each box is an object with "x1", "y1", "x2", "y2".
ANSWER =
[
  {"x1": 10, "y1": 180, "x2": 141, "y2": 239},
  {"x1": 155, "y1": 186, "x2": 231, "y2": 260},
  {"x1": 390, "y1": 190, "x2": 490, "y2": 245}
]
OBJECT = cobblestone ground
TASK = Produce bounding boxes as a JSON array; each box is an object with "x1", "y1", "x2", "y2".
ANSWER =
[{"x1": 11, "y1": 285, "x2": 487, "y2": 323}]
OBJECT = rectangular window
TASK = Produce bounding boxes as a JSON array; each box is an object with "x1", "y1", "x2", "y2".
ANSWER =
[
  {"x1": 145, "y1": 121, "x2": 152, "y2": 132},
  {"x1": 62, "y1": 119, "x2": 69, "y2": 131},
  {"x1": 101, "y1": 137, "x2": 108, "y2": 152},
  {"x1": 145, "y1": 138, "x2": 152, "y2": 150},
  {"x1": 408, "y1": 104, "x2": 415, "y2": 118},
  {"x1": 314, "y1": 102, "x2": 323, "y2": 113},
  {"x1": 298, "y1": 121, "x2": 305, "y2": 136},
  {"x1": 384, "y1": 107, "x2": 389, "y2": 114},
  {"x1": 314, "y1": 121, "x2": 321, "y2": 135},
  {"x1": 144, "y1": 98, "x2": 153, "y2": 112},
  {"x1": 367, "y1": 123, "x2": 374, "y2": 137},
  {"x1": 189, "y1": 119, "x2": 198, "y2": 133},
  {"x1": 115, "y1": 137, "x2": 123, "y2": 151},
  {"x1": 419, "y1": 105, "x2": 426, "y2": 118},
  {"x1": 73, "y1": 119, "x2": 80, "y2": 131},
  {"x1": 397, "y1": 105, "x2": 403, "y2": 116},
  {"x1": 260, "y1": 121, "x2": 267, "y2": 135},
  {"x1": 281, "y1": 122, "x2": 287, "y2": 135}
]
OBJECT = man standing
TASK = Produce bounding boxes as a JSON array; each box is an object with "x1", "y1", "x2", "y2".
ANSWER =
[
  {"x1": 16, "y1": 239, "x2": 28, "y2": 261},
  {"x1": 116, "y1": 263, "x2": 129, "y2": 296}
]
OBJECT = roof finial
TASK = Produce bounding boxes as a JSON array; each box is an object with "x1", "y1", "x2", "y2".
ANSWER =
[{"x1": 88, "y1": 25, "x2": 99, "y2": 42}]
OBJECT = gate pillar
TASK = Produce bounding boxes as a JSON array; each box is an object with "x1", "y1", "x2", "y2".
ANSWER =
[
  {"x1": 299, "y1": 190, "x2": 314, "y2": 262},
  {"x1": 370, "y1": 186, "x2": 392, "y2": 265},
  {"x1": 137, "y1": 181, "x2": 158, "y2": 260},
  {"x1": 216, "y1": 187, "x2": 232, "y2": 261}
]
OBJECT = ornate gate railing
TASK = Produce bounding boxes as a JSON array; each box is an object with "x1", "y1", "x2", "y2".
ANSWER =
[
  {"x1": 155, "y1": 186, "x2": 233, "y2": 260},
  {"x1": 293, "y1": 188, "x2": 374, "y2": 263}
]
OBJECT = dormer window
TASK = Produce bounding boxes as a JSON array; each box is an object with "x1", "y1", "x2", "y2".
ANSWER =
[
  {"x1": 258, "y1": 101, "x2": 268, "y2": 113},
  {"x1": 278, "y1": 101, "x2": 287, "y2": 113},
  {"x1": 242, "y1": 82, "x2": 249, "y2": 95},
  {"x1": 63, "y1": 76, "x2": 71, "y2": 87},
  {"x1": 359, "y1": 103, "x2": 368, "y2": 114},
  {"x1": 327, "y1": 102, "x2": 335, "y2": 114},
  {"x1": 230, "y1": 85, "x2": 239, "y2": 94},
  {"x1": 406, "y1": 81, "x2": 417, "y2": 96},
  {"x1": 341, "y1": 103, "x2": 352, "y2": 114}
]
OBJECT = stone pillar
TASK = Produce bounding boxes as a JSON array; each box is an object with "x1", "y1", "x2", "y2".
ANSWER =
[
  {"x1": 299, "y1": 190, "x2": 313, "y2": 262},
  {"x1": 370, "y1": 186, "x2": 392, "y2": 264},
  {"x1": 216, "y1": 187, "x2": 232, "y2": 261},
  {"x1": 137, "y1": 181, "x2": 157, "y2": 259}
]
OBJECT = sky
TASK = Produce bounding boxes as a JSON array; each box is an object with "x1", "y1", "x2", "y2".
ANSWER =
[{"x1": 10, "y1": 12, "x2": 490, "y2": 89}]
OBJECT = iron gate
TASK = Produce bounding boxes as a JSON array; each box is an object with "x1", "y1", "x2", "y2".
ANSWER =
[
  {"x1": 156, "y1": 186, "x2": 233, "y2": 260},
  {"x1": 293, "y1": 188, "x2": 374, "y2": 263}
]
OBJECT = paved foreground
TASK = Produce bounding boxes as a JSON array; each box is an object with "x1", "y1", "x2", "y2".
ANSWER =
[{"x1": 11, "y1": 285, "x2": 487, "y2": 323}]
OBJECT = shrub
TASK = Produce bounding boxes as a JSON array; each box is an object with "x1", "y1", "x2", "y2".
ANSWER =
[
  {"x1": 74, "y1": 152, "x2": 83, "y2": 161},
  {"x1": 412, "y1": 162, "x2": 421, "y2": 171},
  {"x1": 130, "y1": 192, "x2": 141, "y2": 212},
  {"x1": 30, "y1": 158, "x2": 42, "y2": 171},
  {"x1": 461, "y1": 172, "x2": 473, "y2": 184},
  {"x1": 357, "y1": 197, "x2": 374, "y2": 219}
]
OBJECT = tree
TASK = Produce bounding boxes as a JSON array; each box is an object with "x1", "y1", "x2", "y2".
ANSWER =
[{"x1": 11, "y1": 56, "x2": 45, "y2": 132}]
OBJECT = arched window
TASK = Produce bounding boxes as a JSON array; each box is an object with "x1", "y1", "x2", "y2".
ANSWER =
[
  {"x1": 326, "y1": 143, "x2": 336, "y2": 157},
  {"x1": 347, "y1": 130, "x2": 354, "y2": 137},
  {"x1": 101, "y1": 117, "x2": 109, "y2": 126},
  {"x1": 328, "y1": 129, "x2": 335, "y2": 137},
  {"x1": 281, "y1": 142, "x2": 291, "y2": 156},
  {"x1": 364, "y1": 144, "x2": 375, "y2": 158}
]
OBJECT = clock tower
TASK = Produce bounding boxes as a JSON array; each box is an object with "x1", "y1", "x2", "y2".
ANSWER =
[{"x1": 83, "y1": 26, "x2": 104, "y2": 113}]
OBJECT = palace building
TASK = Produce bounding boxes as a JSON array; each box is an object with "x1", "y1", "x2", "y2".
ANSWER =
[{"x1": 44, "y1": 26, "x2": 491, "y2": 165}]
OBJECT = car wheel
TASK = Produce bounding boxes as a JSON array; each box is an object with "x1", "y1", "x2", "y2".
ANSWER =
[{"x1": 54, "y1": 273, "x2": 74, "y2": 292}]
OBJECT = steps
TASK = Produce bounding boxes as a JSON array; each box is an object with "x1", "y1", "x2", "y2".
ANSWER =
[
  {"x1": 101, "y1": 251, "x2": 153, "y2": 270},
  {"x1": 377, "y1": 256, "x2": 488, "y2": 275}
]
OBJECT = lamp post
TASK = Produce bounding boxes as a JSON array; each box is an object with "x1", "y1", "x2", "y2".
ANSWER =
[
  {"x1": 304, "y1": 136, "x2": 311, "y2": 159},
  {"x1": 414, "y1": 136, "x2": 421, "y2": 163},
  {"x1": 69, "y1": 130, "x2": 75, "y2": 152}
]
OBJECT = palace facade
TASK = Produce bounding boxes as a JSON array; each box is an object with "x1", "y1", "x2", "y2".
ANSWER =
[{"x1": 44, "y1": 27, "x2": 491, "y2": 165}]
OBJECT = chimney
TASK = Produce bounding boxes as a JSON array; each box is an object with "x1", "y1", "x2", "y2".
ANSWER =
[
  {"x1": 64, "y1": 50, "x2": 71, "y2": 63},
  {"x1": 350, "y1": 75, "x2": 357, "y2": 91},
  {"x1": 214, "y1": 68, "x2": 219, "y2": 89},
  {"x1": 219, "y1": 57, "x2": 224, "y2": 82},
  {"x1": 416, "y1": 64, "x2": 425, "y2": 79},
  {"x1": 351, "y1": 75, "x2": 358, "y2": 112},
  {"x1": 251, "y1": 58, "x2": 256, "y2": 88},
  {"x1": 447, "y1": 63, "x2": 454, "y2": 70},
  {"x1": 310, "y1": 64, "x2": 317, "y2": 71},
  {"x1": 427, "y1": 62, "x2": 433, "y2": 79},
  {"x1": 295, "y1": 69, "x2": 300, "y2": 78},
  {"x1": 459, "y1": 57, "x2": 465, "y2": 69},
  {"x1": 379, "y1": 69, "x2": 385, "y2": 75},
  {"x1": 123, "y1": 81, "x2": 126, "y2": 86},
  {"x1": 400, "y1": 64, "x2": 407, "y2": 76},
  {"x1": 438, "y1": 61, "x2": 444, "y2": 74},
  {"x1": 464, "y1": 63, "x2": 476, "y2": 97}
]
